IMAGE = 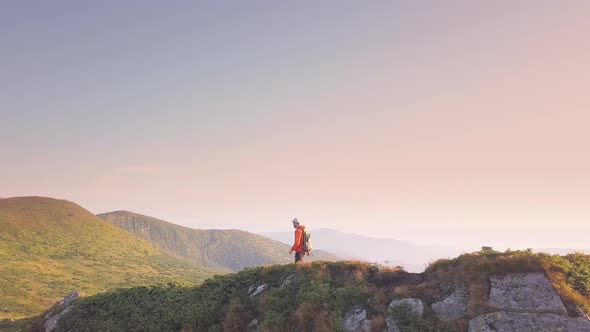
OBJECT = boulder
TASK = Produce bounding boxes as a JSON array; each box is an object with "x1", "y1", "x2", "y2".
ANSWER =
[
  {"x1": 432, "y1": 283, "x2": 468, "y2": 321},
  {"x1": 468, "y1": 311, "x2": 590, "y2": 332},
  {"x1": 248, "y1": 284, "x2": 268, "y2": 297},
  {"x1": 489, "y1": 272, "x2": 567, "y2": 315},
  {"x1": 343, "y1": 307, "x2": 372, "y2": 332},
  {"x1": 387, "y1": 298, "x2": 424, "y2": 318}
]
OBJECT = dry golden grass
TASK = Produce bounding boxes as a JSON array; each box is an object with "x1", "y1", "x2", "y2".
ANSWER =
[{"x1": 546, "y1": 268, "x2": 590, "y2": 316}]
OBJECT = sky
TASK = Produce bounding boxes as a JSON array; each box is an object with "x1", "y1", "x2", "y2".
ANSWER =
[{"x1": 1, "y1": 1, "x2": 589, "y2": 249}]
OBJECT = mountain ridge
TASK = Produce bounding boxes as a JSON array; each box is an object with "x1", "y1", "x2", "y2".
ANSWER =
[{"x1": 97, "y1": 210, "x2": 338, "y2": 271}]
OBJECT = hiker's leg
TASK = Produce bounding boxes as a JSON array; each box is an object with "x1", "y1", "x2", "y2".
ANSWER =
[{"x1": 295, "y1": 252, "x2": 302, "y2": 263}]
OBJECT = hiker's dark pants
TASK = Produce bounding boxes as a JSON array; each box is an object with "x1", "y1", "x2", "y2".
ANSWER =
[{"x1": 295, "y1": 251, "x2": 304, "y2": 263}]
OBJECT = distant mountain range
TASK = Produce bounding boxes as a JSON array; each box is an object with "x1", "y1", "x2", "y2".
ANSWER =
[
  {"x1": 262, "y1": 229, "x2": 590, "y2": 273},
  {"x1": 97, "y1": 211, "x2": 338, "y2": 271},
  {"x1": 262, "y1": 228, "x2": 465, "y2": 272}
]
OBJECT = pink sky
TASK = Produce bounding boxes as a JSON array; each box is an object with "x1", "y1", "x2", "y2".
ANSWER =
[{"x1": 1, "y1": 2, "x2": 589, "y2": 248}]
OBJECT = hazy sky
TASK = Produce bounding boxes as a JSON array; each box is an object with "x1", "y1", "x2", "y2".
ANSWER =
[{"x1": 2, "y1": 1, "x2": 589, "y2": 248}]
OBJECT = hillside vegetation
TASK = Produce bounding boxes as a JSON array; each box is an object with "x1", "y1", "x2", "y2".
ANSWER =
[
  {"x1": 0, "y1": 197, "x2": 224, "y2": 319},
  {"x1": 10, "y1": 250, "x2": 589, "y2": 332},
  {"x1": 98, "y1": 211, "x2": 338, "y2": 271},
  {"x1": 41, "y1": 261, "x2": 411, "y2": 332}
]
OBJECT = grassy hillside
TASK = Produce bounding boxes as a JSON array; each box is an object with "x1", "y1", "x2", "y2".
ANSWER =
[
  {"x1": 20, "y1": 250, "x2": 590, "y2": 332},
  {"x1": 0, "y1": 197, "x2": 225, "y2": 319},
  {"x1": 98, "y1": 211, "x2": 338, "y2": 271}
]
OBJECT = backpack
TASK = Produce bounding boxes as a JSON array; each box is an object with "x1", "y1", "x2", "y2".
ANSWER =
[{"x1": 301, "y1": 229, "x2": 312, "y2": 253}]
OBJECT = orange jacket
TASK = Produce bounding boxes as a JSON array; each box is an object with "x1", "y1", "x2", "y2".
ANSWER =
[{"x1": 291, "y1": 225, "x2": 305, "y2": 253}]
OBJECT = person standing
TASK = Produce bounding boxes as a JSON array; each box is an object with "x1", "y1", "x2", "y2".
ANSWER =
[{"x1": 289, "y1": 218, "x2": 306, "y2": 263}]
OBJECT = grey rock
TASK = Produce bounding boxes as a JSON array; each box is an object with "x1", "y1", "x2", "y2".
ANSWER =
[
  {"x1": 489, "y1": 272, "x2": 567, "y2": 315},
  {"x1": 247, "y1": 318, "x2": 258, "y2": 328},
  {"x1": 388, "y1": 298, "x2": 424, "y2": 318},
  {"x1": 343, "y1": 307, "x2": 372, "y2": 332},
  {"x1": 432, "y1": 283, "x2": 468, "y2": 321},
  {"x1": 468, "y1": 311, "x2": 590, "y2": 332},
  {"x1": 249, "y1": 284, "x2": 268, "y2": 297},
  {"x1": 385, "y1": 317, "x2": 401, "y2": 332},
  {"x1": 44, "y1": 306, "x2": 72, "y2": 332},
  {"x1": 43, "y1": 291, "x2": 79, "y2": 332}
]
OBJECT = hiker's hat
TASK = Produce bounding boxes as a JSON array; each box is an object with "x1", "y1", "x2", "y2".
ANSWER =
[{"x1": 292, "y1": 218, "x2": 299, "y2": 224}]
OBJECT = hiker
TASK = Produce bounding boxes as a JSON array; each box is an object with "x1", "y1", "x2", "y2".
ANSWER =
[{"x1": 289, "y1": 218, "x2": 308, "y2": 263}]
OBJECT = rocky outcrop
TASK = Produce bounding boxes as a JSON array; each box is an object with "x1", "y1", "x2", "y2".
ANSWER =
[
  {"x1": 467, "y1": 272, "x2": 585, "y2": 331},
  {"x1": 387, "y1": 298, "x2": 424, "y2": 318},
  {"x1": 43, "y1": 291, "x2": 79, "y2": 332},
  {"x1": 468, "y1": 311, "x2": 590, "y2": 332},
  {"x1": 343, "y1": 307, "x2": 372, "y2": 332},
  {"x1": 432, "y1": 283, "x2": 468, "y2": 321},
  {"x1": 489, "y1": 272, "x2": 567, "y2": 315}
]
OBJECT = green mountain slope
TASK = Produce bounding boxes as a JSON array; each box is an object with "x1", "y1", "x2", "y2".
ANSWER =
[
  {"x1": 0, "y1": 197, "x2": 224, "y2": 319},
  {"x1": 97, "y1": 211, "x2": 338, "y2": 271}
]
